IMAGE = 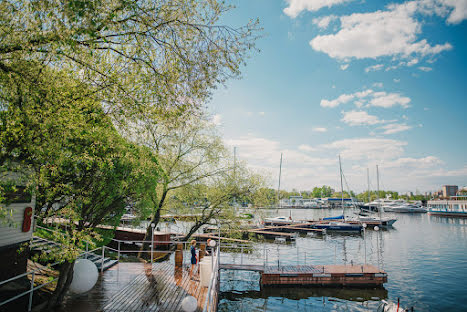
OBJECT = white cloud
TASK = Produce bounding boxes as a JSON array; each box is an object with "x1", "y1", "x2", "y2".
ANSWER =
[
  {"x1": 309, "y1": 2, "x2": 452, "y2": 62},
  {"x1": 341, "y1": 110, "x2": 384, "y2": 126},
  {"x1": 407, "y1": 58, "x2": 419, "y2": 66},
  {"x1": 313, "y1": 15, "x2": 337, "y2": 29},
  {"x1": 440, "y1": 0, "x2": 467, "y2": 24},
  {"x1": 418, "y1": 66, "x2": 433, "y2": 71},
  {"x1": 284, "y1": 0, "x2": 353, "y2": 18},
  {"x1": 312, "y1": 127, "x2": 327, "y2": 132},
  {"x1": 369, "y1": 91, "x2": 411, "y2": 108},
  {"x1": 365, "y1": 64, "x2": 384, "y2": 72},
  {"x1": 340, "y1": 64, "x2": 349, "y2": 70},
  {"x1": 298, "y1": 144, "x2": 317, "y2": 152},
  {"x1": 321, "y1": 88, "x2": 411, "y2": 108},
  {"x1": 380, "y1": 123, "x2": 413, "y2": 134},
  {"x1": 224, "y1": 135, "x2": 465, "y2": 192},
  {"x1": 373, "y1": 82, "x2": 384, "y2": 88},
  {"x1": 259, "y1": 111, "x2": 266, "y2": 116},
  {"x1": 212, "y1": 114, "x2": 222, "y2": 126},
  {"x1": 393, "y1": 78, "x2": 401, "y2": 83},
  {"x1": 322, "y1": 137, "x2": 407, "y2": 160}
]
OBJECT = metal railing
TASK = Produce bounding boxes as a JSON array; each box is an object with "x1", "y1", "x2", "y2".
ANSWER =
[{"x1": 202, "y1": 244, "x2": 220, "y2": 312}]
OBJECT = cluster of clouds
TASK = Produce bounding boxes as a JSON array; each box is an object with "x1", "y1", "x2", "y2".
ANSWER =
[
  {"x1": 320, "y1": 89, "x2": 411, "y2": 109},
  {"x1": 284, "y1": 0, "x2": 467, "y2": 70},
  {"x1": 320, "y1": 87, "x2": 414, "y2": 135},
  {"x1": 225, "y1": 134, "x2": 465, "y2": 192}
]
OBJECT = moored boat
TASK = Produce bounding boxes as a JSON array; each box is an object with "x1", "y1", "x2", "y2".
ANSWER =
[{"x1": 427, "y1": 196, "x2": 467, "y2": 217}]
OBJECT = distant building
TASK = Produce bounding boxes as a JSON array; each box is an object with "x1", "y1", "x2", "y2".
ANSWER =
[
  {"x1": 442, "y1": 185, "x2": 458, "y2": 197},
  {"x1": 406, "y1": 191, "x2": 413, "y2": 197}
]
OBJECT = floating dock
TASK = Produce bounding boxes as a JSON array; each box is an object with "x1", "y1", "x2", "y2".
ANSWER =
[{"x1": 220, "y1": 264, "x2": 387, "y2": 287}]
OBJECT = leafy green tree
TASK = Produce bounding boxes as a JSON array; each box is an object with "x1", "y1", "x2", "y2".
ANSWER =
[
  {"x1": 0, "y1": 0, "x2": 260, "y2": 121},
  {"x1": 0, "y1": 66, "x2": 159, "y2": 308}
]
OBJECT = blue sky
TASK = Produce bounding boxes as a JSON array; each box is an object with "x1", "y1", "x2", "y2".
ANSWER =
[{"x1": 209, "y1": 0, "x2": 467, "y2": 193}]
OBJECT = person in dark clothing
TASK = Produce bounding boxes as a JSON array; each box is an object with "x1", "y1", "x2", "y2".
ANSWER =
[{"x1": 190, "y1": 240, "x2": 198, "y2": 279}]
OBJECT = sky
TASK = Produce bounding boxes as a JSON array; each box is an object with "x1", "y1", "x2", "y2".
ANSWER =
[{"x1": 208, "y1": 0, "x2": 467, "y2": 194}]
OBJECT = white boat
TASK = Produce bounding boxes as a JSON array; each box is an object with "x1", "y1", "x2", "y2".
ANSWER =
[
  {"x1": 356, "y1": 167, "x2": 397, "y2": 226},
  {"x1": 377, "y1": 300, "x2": 407, "y2": 312},
  {"x1": 427, "y1": 196, "x2": 467, "y2": 217},
  {"x1": 383, "y1": 203, "x2": 427, "y2": 213},
  {"x1": 357, "y1": 215, "x2": 397, "y2": 226},
  {"x1": 263, "y1": 216, "x2": 292, "y2": 225}
]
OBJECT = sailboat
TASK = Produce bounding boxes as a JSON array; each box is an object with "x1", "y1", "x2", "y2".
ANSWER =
[
  {"x1": 312, "y1": 156, "x2": 363, "y2": 233},
  {"x1": 357, "y1": 166, "x2": 397, "y2": 227}
]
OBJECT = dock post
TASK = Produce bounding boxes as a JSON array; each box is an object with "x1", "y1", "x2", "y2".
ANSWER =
[
  {"x1": 151, "y1": 223, "x2": 155, "y2": 263},
  {"x1": 85, "y1": 241, "x2": 88, "y2": 259},
  {"x1": 28, "y1": 271, "x2": 35, "y2": 311},
  {"x1": 277, "y1": 245, "x2": 280, "y2": 269},
  {"x1": 200, "y1": 243, "x2": 206, "y2": 262},
  {"x1": 175, "y1": 243, "x2": 183, "y2": 268},
  {"x1": 241, "y1": 246, "x2": 243, "y2": 265},
  {"x1": 101, "y1": 246, "x2": 105, "y2": 273},
  {"x1": 297, "y1": 247, "x2": 299, "y2": 266},
  {"x1": 117, "y1": 241, "x2": 121, "y2": 261}
]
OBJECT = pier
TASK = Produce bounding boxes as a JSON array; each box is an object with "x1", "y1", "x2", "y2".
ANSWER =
[{"x1": 220, "y1": 264, "x2": 387, "y2": 287}]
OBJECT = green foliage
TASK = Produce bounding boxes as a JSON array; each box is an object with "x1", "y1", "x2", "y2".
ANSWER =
[{"x1": 0, "y1": 0, "x2": 260, "y2": 123}]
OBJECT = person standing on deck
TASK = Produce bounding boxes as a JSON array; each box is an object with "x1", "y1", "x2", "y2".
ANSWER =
[{"x1": 190, "y1": 240, "x2": 198, "y2": 279}]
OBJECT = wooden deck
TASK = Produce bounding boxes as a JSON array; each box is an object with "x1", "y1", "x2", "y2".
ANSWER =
[
  {"x1": 101, "y1": 261, "x2": 213, "y2": 312},
  {"x1": 55, "y1": 261, "x2": 216, "y2": 312}
]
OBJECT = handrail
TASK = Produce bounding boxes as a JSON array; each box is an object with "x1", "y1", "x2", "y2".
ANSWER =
[{"x1": 202, "y1": 244, "x2": 220, "y2": 312}]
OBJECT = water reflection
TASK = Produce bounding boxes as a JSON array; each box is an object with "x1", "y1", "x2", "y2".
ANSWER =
[
  {"x1": 221, "y1": 286, "x2": 388, "y2": 302},
  {"x1": 218, "y1": 208, "x2": 467, "y2": 311}
]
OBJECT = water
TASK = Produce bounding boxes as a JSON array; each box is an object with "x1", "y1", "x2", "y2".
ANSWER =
[{"x1": 217, "y1": 208, "x2": 467, "y2": 311}]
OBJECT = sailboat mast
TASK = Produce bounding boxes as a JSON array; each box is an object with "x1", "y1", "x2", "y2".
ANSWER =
[
  {"x1": 376, "y1": 165, "x2": 381, "y2": 218},
  {"x1": 367, "y1": 168, "x2": 370, "y2": 203},
  {"x1": 277, "y1": 153, "x2": 283, "y2": 208},
  {"x1": 339, "y1": 155, "x2": 345, "y2": 219}
]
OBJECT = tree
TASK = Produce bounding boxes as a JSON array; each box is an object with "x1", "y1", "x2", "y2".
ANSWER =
[
  {"x1": 125, "y1": 114, "x2": 233, "y2": 251},
  {"x1": 0, "y1": 0, "x2": 260, "y2": 122},
  {"x1": 0, "y1": 66, "x2": 159, "y2": 308},
  {"x1": 312, "y1": 185, "x2": 334, "y2": 198},
  {"x1": 170, "y1": 161, "x2": 264, "y2": 242}
]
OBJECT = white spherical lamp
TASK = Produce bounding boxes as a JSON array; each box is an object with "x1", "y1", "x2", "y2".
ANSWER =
[
  {"x1": 208, "y1": 240, "x2": 216, "y2": 247},
  {"x1": 374, "y1": 226, "x2": 379, "y2": 231},
  {"x1": 362, "y1": 223, "x2": 367, "y2": 228},
  {"x1": 69, "y1": 259, "x2": 98, "y2": 294},
  {"x1": 181, "y1": 295, "x2": 197, "y2": 312}
]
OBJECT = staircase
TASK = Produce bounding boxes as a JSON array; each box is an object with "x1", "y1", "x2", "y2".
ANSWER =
[{"x1": 30, "y1": 236, "x2": 118, "y2": 271}]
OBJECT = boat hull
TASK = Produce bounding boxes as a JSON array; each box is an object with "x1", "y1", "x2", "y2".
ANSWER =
[{"x1": 312, "y1": 224, "x2": 362, "y2": 232}]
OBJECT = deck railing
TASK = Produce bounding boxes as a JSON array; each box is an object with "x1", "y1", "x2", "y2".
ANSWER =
[{"x1": 202, "y1": 244, "x2": 220, "y2": 312}]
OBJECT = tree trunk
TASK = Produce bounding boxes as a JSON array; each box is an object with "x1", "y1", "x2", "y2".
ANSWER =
[
  {"x1": 45, "y1": 260, "x2": 75, "y2": 310},
  {"x1": 139, "y1": 189, "x2": 167, "y2": 258}
]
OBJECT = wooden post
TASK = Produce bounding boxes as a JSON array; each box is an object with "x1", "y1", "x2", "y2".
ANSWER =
[
  {"x1": 175, "y1": 243, "x2": 183, "y2": 268},
  {"x1": 199, "y1": 243, "x2": 206, "y2": 262}
]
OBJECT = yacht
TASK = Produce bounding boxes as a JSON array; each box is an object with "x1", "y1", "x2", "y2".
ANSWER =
[
  {"x1": 356, "y1": 167, "x2": 397, "y2": 226},
  {"x1": 263, "y1": 216, "x2": 293, "y2": 226},
  {"x1": 383, "y1": 202, "x2": 427, "y2": 213}
]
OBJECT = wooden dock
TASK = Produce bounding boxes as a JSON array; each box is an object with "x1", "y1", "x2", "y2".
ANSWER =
[
  {"x1": 220, "y1": 264, "x2": 387, "y2": 287},
  {"x1": 100, "y1": 261, "x2": 216, "y2": 312},
  {"x1": 247, "y1": 229, "x2": 295, "y2": 240}
]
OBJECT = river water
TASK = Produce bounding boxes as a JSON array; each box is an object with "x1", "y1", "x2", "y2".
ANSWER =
[{"x1": 215, "y1": 208, "x2": 467, "y2": 312}]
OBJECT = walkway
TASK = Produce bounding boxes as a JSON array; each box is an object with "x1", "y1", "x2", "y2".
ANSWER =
[{"x1": 55, "y1": 261, "x2": 212, "y2": 312}]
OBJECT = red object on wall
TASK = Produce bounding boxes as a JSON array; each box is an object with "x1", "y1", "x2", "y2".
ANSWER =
[{"x1": 22, "y1": 207, "x2": 33, "y2": 232}]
